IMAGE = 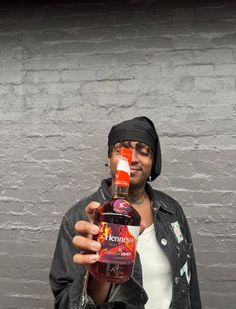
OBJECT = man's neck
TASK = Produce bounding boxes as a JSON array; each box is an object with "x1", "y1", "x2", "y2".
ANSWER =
[
  {"x1": 129, "y1": 184, "x2": 153, "y2": 228},
  {"x1": 128, "y1": 185, "x2": 148, "y2": 205}
]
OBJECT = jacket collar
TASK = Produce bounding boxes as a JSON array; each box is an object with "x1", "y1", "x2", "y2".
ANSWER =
[
  {"x1": 145, "y1": 183, "x2": 175, "y2": 214},
  {"x1": 98, "y1": 178, "x2": 175, "y2": 215}
]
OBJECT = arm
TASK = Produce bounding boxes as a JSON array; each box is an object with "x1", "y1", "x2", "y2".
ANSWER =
[{"x1": 87, "y1": 276, "x2": 111, "y2": 304}]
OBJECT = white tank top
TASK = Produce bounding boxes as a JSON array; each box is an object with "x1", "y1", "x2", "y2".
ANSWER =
[{"x1": 137, "y1": 223, "x2": 172, "y2": 309}]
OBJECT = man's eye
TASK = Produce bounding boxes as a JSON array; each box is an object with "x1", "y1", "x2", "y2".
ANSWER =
[
  {"x1": 136, "y1": 144, "x2": 151, "y2": 156},
  {"x1": 137, "y1": 148, "x2": 148, "y2": 155}
]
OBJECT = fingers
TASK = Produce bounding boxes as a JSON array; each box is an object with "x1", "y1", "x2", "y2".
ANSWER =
[
  {"x1": 75, "y1": 220, "x2": 99, "y2": 235},
  {"x1": 73, "y1": 235, "x2": 101, "y2": 252},
  {"x1": 73, "y1": 252, "x2": 99, "y2": 265},
  {"x1": 72, "y1": 235, "x2": 101, "y2": 266},
  {"x1": 73, "y1": 212, "x2": 101, "y2": 266}
]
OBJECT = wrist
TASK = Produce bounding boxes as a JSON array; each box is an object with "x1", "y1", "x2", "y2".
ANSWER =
[{"x1": 87, "y1": 273, "x2": 111, "y2": 305}]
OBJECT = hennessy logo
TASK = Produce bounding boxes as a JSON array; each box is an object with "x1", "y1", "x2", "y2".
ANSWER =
[{"x1": 105, "y1": 234, "x2": 134, "y2": 243}]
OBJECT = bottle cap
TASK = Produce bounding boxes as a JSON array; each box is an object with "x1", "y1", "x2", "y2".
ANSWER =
[{"x1": 120, "y1": 148, "x2": 132, "y2": 166}]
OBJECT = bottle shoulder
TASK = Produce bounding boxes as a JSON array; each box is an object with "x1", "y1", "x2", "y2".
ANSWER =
[{"x1": 95, "y1": 197, "x2": 141, "y2": 226}]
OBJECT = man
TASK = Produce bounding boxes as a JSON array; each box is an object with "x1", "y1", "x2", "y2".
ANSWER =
[{"x1": 49, "y1": 116, "x2": 202, "y2": 309}]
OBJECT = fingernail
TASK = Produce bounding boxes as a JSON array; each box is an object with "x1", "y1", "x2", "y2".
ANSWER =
[
  {"x1": 91, "y1": 226, "x2": 99, "y2": 234},
  {"x1": 90, "y1": 254, "x2": 99, "y2": 263},
  {"x1": 91, "y1": 242, "x2": 101, "y2": 251}
]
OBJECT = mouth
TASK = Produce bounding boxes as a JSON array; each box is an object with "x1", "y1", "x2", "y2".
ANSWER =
[{"x1": 130, "y1": 168, "x2": 142, "y2": 174}]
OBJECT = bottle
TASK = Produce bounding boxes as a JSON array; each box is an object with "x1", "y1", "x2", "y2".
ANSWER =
[{"x1": 90, "y1": 148, "x2": 141, "y2": 283}]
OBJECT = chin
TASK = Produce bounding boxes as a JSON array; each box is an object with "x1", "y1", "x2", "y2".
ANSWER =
[{"x1": 130, "y1": 178, "x2": 146, "y2": 189}]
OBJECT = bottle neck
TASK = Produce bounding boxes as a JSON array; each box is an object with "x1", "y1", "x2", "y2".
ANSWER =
[{"x1": 112, "y1": 185, "x2": 129, "y2": 198}]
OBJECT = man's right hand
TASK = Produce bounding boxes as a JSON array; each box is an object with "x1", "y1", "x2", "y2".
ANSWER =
[
  {"x1": 72, "y1": 201, "x2": 101, "y2": 267},
  {"x1": 72, "y1": 201, "x2": 111, "y2": 305}
]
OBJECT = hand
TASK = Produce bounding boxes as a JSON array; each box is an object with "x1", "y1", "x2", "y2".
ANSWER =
[
  {"x1": 72, "y1": 201, "x2": 111, "y2": 304},
  {"x1": 72, "y1": 201, "x2": 101, "y2": 268}
]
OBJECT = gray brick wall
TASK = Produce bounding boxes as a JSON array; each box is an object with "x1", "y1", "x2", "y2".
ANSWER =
[{"x1": 0, "y1": 1, "x2": 235, "y2": 308}]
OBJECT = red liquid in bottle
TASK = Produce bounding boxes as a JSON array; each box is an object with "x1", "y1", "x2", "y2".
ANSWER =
[{"x1": 90, "y1": 148, "x2": 141, "y2": 283}]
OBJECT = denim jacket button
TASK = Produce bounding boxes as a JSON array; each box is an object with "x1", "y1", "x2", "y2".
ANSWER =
[
  {"x1": 175, "y1": 277, "x2": 180, "y2": 284},
  {"x1": 161, "y1": 238, "x2": 167, "y2": 246}
]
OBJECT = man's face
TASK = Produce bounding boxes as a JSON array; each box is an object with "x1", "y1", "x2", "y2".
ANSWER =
[{"x1": 108, "y1": 140, "x2": 153, "y2": 190}]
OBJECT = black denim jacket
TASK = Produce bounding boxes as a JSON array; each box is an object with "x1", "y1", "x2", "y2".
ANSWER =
[{"x1": 49, "y1": 179, "x2": 202, "y2": 309}]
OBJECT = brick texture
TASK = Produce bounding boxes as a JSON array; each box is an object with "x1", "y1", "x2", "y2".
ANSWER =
[{"x1": 0, "y1": 1, "x2": 235, "y2": 308}]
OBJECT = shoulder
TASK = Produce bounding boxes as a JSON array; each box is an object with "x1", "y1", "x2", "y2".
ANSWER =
[
  {"x1": 151, "y1": 187, "x2": 181, "y2": 211},
  {"x1": 151, "y1": 187, "x2": 188, "y2": 221},
  {"x1": 151, "y1": 188, "x2": 192, "y2": 240}
]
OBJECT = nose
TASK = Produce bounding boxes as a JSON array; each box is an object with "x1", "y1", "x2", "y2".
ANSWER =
[{"x1": 131, "y1": 148, "x2": 138, "y2": 162}]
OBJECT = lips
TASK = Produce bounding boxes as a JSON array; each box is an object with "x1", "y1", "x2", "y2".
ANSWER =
[{"x1": 130, "y1": 168, "x2": 142, "y2": 173}]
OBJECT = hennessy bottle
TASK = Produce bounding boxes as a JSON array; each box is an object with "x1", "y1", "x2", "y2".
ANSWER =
[{"x1": 90, "y1": 148, "x2": 141, "y2": 283}]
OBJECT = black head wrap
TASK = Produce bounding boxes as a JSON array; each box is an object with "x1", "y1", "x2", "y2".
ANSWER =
[{"x1": 108, "y1": 116, "x2": 161, "y2": 181}]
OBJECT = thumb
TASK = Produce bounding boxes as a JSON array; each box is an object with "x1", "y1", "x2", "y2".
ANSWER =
[{"x1": 86, "y1": 201, "x2": 100, "y2": 223}]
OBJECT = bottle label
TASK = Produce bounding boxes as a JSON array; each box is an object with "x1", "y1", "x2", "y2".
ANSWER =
[{"x1": 97, "y1": 222, "x2": 140, "y2": 264}]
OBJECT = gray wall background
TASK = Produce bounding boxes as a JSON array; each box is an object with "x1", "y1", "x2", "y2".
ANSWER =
[{"x1": 0, "y1": 0, "x2": 235, "y2": 308}]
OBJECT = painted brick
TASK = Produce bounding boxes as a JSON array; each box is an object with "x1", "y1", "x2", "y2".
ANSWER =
[
  {"x1": 215, "y1": 63, "x2": 236, "y2": 75},
  {"x1": 173, "y1": 64, "x2": 215, "y2": 76},
  {"x1": 194, "y1": 77, "x2": 235, "y2": 91},
  {"x1": 134, "y1": 37, "x2": 173, "y2": 50},
  {"x1": 26, "y1": 70, "x2": 61, "y2": 83},
  {"x1": 192, "y1": 22, "x2": 236, "y2": 34},
  {"x1": 61, "y1": 69, "x2": 96, "y2": 81},
  {"x1": 193, "y1": 49, "x2": 234, "y2": 64},
  {"x1": 212, "y1": 33, "x2": 236, "y2": 47},
  {"x1": 172, "y1": 35, "x2": 211, "y2": 50},
  {"x1": 80, "y1": 80, "x2": 118, "y2": 94},
  {"x1": 25, "y1": 55, "x2": 79, "y2": 70},
  {"x1": 43, "y1": 82, "x2": 81, "y2": 96},
  {"x1": 0, "y1": 67, "x2": 25, "y2": 84}
]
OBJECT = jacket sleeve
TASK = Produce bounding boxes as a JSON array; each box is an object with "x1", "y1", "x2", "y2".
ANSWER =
[
  {"x1": 49, "y1": 215, "x2": 96, "y2": 309},
  {"x1": 178, "y1": 206, "x2": 202, "y2": 309}
]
